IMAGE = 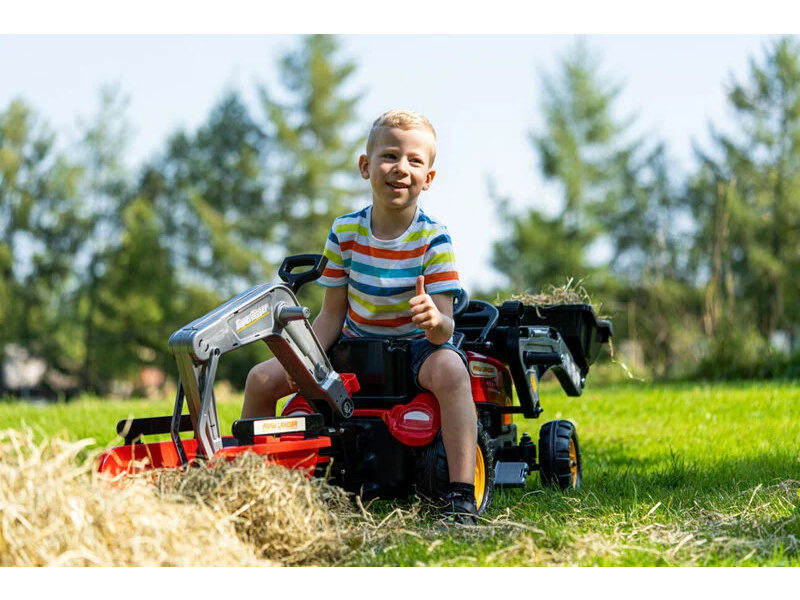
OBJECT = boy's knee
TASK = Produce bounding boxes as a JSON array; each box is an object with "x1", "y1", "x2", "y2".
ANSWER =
[
  {"x1": 246, "y1": 361, "x2": 270, "y2": 389},
  {"x1": 243, "y1": 359, "x2": 292, "y2": 418},
  {"x1": 246, "y1": 359, "x2": 288, "y2": 395},
  {"x1": 420, "y1": 349, "x2": 470, "y2": 394}
]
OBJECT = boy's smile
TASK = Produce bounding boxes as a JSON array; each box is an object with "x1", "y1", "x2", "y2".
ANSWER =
[{"x1": 359, "y1": 126, "x2": 437, "y2": 215}]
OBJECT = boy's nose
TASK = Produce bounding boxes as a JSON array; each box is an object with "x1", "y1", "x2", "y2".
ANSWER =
[{"x1": 393, "y1": 158, "x2": 409, "y2": 174}]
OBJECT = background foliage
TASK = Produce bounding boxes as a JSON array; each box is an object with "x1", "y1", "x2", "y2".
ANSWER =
[{"x1": 2, "y1": 35, "x2": 800, "y2": 398}]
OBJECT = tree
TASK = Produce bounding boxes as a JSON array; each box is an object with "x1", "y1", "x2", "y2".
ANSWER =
[
  {"x1": 492, "y1": 195, "x2": 586, "y2": 294},
  {"x1": 597, "y1": 143, "x2": 690, "y2": 283},
  {"x1": 70, "y1": 85, "x2": 134, "y2": 391},
  {"x1": 134, "y1": 90, "x2": 272, "y2": 389},
  {"x1": 695, "y1": 37, "x2": 800, "y2": 344},
  {"x1": 150, "y1": 90, "x2": 271, "y2": 298},
  {"x1": 260, "y1": 35, "x2": 365, "y2": 269},
  {"x1": 0, "y1": 99, "x2": 82, "y2": 386},
  {"x1": 491, "y1": 40, "x2": 709, "y2": 379},
  {"x1": 90, "y1": 194, "x2": 176, "y2": 386},
  {"x1": 534, "y1": 40, "x2": 628, "y2": 231},
  {"x1": 493, "y1": 40, "x2": 636, "y2": 292}
]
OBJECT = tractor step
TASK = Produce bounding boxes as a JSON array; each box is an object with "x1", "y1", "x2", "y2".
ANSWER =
[{"x1": 493, "y1": 461, "x2": 530, "y2": 487}]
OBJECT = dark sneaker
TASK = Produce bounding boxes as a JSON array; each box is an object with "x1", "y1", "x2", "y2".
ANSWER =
[{"x1": 441, "y1": 491, "x2": 479, "y2": 526}]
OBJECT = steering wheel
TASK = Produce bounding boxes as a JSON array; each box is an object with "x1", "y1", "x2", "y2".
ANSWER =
[
  {"x1": 453, "y1": 288, "x2": 469, "y2": 317},
  {"x1": 461, "y1": 299, "x2": 500, "y2": 347}
]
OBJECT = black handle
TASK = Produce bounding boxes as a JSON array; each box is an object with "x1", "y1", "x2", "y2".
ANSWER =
[
  {"x1": 278, "y1": 254, "x2": 328, "y2": 294},
  {"x1": 523, "y1": 352, "x2": 564, "y2": 367}
]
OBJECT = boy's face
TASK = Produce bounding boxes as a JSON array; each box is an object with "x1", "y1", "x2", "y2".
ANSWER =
[{"x1": 358, "y1": 126, "x2": 437, "y2": 213}]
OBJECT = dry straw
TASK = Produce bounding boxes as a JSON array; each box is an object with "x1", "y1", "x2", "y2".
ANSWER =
[
  {"x1": 153, "y1": 453, "x2": 358, "y2": 565},
  {"x1": 506, "y1": 277, "x2": 594, "y2": 309},
  {"x1": 0, "y1": 428, "x2": 361, "y2": 566},
  {"x1": 0, "y1": 428, "x2": 271, "y2": 566},
  {"x1": 0, "y1": 427, "x2": 534, "y2": 567}
]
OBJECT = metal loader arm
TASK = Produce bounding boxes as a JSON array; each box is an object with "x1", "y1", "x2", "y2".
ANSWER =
[
  {"x1": 498, "y1": 323, "x2": 584, "y2": 419},
  {"x1": 168, "y1": 282, "x2": 353, "y2": 460},
  {"x1": 520, "y1": 326, "x2": 584, "y2": 397}
]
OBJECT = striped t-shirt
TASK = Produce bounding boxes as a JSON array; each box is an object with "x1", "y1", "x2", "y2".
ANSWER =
[{"x1": 317, "y1": 205, "x2": 461, "y2": 338}]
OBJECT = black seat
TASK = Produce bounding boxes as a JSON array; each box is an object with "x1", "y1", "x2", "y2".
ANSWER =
[{"x1": 329, "y1": 288, "x2": 470, "y2": 402}]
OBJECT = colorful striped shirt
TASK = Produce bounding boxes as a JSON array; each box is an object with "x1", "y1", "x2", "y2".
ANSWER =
[{"x1": 317, "y1": 205, "x2": 461, "y2": 338}]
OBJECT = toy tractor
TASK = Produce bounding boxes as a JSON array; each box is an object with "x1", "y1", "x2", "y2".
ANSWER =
[{"x1": 98, "y1": 255, "x2": 612, "y2": 515}]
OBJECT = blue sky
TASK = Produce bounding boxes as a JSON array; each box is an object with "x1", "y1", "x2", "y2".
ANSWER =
[{"x1": 1, "y1": 29, "x2": 791, "y2": 290}]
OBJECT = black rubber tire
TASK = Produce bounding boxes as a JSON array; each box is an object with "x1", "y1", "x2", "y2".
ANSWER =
[
  {"x1": 538, "y1": 419, "x2": 582, "y2": 490},
  {"x1": 415, "y1": 421, "x2": 495, "y2": 514}
]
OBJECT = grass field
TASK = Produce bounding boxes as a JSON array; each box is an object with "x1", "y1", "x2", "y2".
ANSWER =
[{"x1": 1, "y1": 379, "x2": 798, "y2": 566}]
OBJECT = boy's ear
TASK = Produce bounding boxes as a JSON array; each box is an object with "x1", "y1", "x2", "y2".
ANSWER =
[
  {"x1": 358, "y1": 154, "x2": 370, "y2": 179},
  {"x1": 422, "y1": 168, "x2": 437, "y2": 190}
]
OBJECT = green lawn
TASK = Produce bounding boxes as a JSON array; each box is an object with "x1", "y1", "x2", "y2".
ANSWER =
[{"x1": 2, "y1": 380, "x2": 798, "y2": 566}]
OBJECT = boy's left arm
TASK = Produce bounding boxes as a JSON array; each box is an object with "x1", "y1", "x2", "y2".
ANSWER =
[{"x1": 409, "y1": 275, "x2": 455, "y2": 346}]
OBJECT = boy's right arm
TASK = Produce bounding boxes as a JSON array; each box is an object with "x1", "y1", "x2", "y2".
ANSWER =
[{"x1": 311, "y1": 286, "x2": 349, "y2": 352}]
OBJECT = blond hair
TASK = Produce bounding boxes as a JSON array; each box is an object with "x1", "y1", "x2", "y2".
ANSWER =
[{"x1": 366, "y1": 109, "x2": 437, "y2": 163}]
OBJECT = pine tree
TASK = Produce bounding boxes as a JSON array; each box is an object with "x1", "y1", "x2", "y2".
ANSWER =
[
  {"x1": 493, "y1": 40, "x2": 635, "y2": 292},
  {"x1": 150, "y1": 90, "x2": 270, "y2": 298},
  {"x1": 260, "y1": 35, "x2": 364, "y2": 266},
  {"x1": 695, "y1": 36, "x2": 800, "y2": 344},
  {"x1": 72, "y1": 85, "x2": 133, "y2": 391},
  {"x1": 0, "y1": 99, "x2": 82, "y2": 391}
]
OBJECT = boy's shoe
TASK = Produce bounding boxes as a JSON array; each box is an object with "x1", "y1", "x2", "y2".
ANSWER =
[{"x1": 441, "y1": 490, "x2": 480, "y2": 526}]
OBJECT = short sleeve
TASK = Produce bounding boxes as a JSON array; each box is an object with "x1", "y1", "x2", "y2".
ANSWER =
[
  {"x1": 422, "y1": 225, "x2": 460, "y2": 296},
  {"x1": 317, "y1": 226, "x2": 348, "y2": 288}
]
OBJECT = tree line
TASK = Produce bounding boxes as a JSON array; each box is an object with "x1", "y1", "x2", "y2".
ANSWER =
[
  {"x1": 492, "y1": 36, "x2": 800, "y2": 381},
  {"x1": 2, "y1": 35, "x2": 798, "y2": 398}
]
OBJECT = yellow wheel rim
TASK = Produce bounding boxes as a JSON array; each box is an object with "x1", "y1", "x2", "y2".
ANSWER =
[
  {"x1": 474, "y1": 444, "x2": 486, "y2": 508},
  {"x1": 569, "y1": 437, "x2": 579, "y2": 488}
]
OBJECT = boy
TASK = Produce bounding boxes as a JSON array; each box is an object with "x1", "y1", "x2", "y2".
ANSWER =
[{"x1": 242, "y1": 109, "x2": 479, "y2": 524}]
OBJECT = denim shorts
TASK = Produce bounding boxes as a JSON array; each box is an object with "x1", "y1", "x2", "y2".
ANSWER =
[{"x1": 408, "y1": 336, "x2": 468, "y2": 392}]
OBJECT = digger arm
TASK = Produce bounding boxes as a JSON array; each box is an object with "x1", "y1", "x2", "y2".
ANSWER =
[{"x1": 168, "y1": 282, "x2": 353, "y2": 459}]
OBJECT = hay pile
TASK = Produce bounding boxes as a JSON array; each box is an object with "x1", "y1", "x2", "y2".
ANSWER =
[
  {"x1": 154, "y1": 453, "x2": 358, "y2": 565},
  {"x1": 0, "y1": 429, "x2": 358, "y2": 567}
]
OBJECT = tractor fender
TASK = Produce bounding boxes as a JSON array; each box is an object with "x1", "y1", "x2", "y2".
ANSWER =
[{"x1": 283, "y1": 392, "x2": 441, "y2": 447}]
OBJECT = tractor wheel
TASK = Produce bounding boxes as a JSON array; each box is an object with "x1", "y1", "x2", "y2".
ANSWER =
[
  {"x1": 415, "y1": 421, "x2": 495, "y2": 514},
  {"x1": 538, "y1": 420, "x2": 582, "y2": 490}
]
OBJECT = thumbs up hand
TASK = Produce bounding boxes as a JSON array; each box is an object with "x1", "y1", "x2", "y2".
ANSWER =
[
  {"x1": 409, "y1": 275, "x2": 443, "y2": 335},
  {"x1": 415, "y1": 274, "x2": 426, "y2": 298}
]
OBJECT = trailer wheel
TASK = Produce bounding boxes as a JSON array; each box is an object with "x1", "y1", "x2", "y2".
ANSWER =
[
  {"x1": 538, "y1": 420, "x2": 582, "y2": 490},
  {"x1": 415, "y1": 421, "x2": 495, "y2": 514}
]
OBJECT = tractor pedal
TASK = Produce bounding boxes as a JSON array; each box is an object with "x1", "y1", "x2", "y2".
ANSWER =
[{"x1": 493, "y1": 461, "x2": 530, "y2": 487}]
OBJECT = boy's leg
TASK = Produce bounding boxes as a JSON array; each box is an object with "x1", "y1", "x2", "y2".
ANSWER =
[
  {"x1": 417, "y1": 348, "x2": 477, "y2": 485},
  {"x1": 242, "y1": 357, "x2": 296, "y2": 419}
]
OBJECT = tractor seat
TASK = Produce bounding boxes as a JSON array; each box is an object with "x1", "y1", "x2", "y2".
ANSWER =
[{"x1": 329, "y1": 289, "x2": 469, "y2": 404}]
